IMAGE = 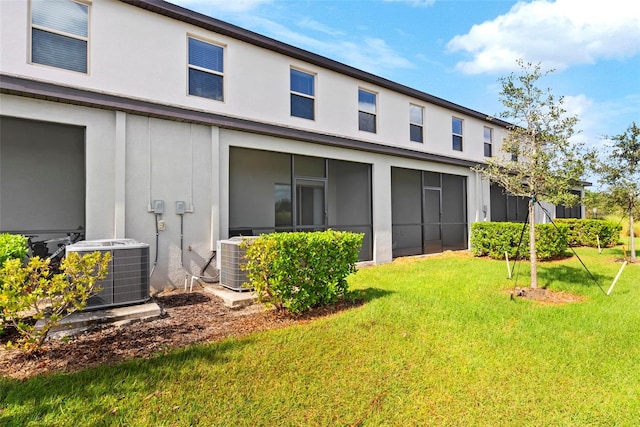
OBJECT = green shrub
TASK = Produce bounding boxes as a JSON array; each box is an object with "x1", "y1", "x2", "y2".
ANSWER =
[
  {"x1": 0, "y1": 251, "x2": 111, "y2": 353},
  {"x1": 242, "y1": 230, "x2": 363, "y2": 313},
  {"x1": 555, "y1": 218, "x2": 622, "y2": 247},
  {"x1": 0, "y1": 233, "x2": 28, "y2": 267},
  {"x1": 471, "y1": 222, "x2": 568, "y2": 260},
  {"x1": 0, "y1": 234, "x2": 29, "y2": 336},
  {"x1": 536, "y1": 223, "x2": 569, "y2": 259}
]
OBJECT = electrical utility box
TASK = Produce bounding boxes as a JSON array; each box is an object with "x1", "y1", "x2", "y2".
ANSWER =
[{"x1": 66, "y1": 239, "x2": 150, "y2": 310}]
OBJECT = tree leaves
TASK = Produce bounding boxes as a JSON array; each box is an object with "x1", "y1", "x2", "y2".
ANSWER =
[
  {"x1": 478, "y1": 60, "x2": 588, "y2": 204},
  {"x1": 0, "y1": 251, "x2": 111, "y2": 353}
]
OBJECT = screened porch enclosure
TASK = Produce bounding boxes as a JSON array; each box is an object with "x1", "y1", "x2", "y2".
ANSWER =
[
  {"x1": 0, "y1": 116, "x2": 85, "y2": 246},
  {"x1": 229, "y1": 147, "x2": 373, "y2": 260},
  {"x1": 490, "y1": 183, "x2": 529, "y2": 222},
  {"x1": 391, "y1": 167, "x2": 468, "y2": 258},
  {"x1": 490, "y1": 184, "x2": 583, "y2": 221},
  {"x1": 555, "y1": 190, "x2": 583, "y2": 219}
]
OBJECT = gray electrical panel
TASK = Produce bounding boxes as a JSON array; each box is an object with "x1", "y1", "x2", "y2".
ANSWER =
[{"x1": 152, "y1": 200, "x2": 164, "y2": 214}]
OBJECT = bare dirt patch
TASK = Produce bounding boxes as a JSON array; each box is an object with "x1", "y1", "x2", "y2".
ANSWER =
[
  {"x1": 508, "y1": 287, "x2": 586, "y2": 305},
  {"x1": 0, "y1": 289, "x2": 362, "y2": 380}
]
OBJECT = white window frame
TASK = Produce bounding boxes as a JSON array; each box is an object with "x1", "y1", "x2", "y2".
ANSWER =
[
  {"x1": 290, "y1": 67, "x2": 316, "y2": 120},
  {"x1": 409, "y1": 104, "x2": 424, "y2": 143},
  {"x1": 452, "y1": 117, "x2": 464, "y2": 151},
  {"x1": 187, "y1": 35, "x2": 225, "y2": 102},
  {"x1": 483, "y1": 126, "x2": 493, "y2": 157},
  {"x1": 358, "y1": 88, "x2": 377, "y2": 133},
  {"x1": 29, "y1": 0, "x2": 91, "y2": 74}
]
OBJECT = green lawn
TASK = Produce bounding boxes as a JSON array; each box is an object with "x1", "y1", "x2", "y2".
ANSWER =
[{"x1": 1, "y1": 245, "x2": 639, "y2": 426}]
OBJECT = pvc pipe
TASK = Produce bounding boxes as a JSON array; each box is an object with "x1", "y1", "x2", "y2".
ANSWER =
[
  {"x1": 607, "y1": 261, "x2": 627, "y2": 296},
  {"x1": 596, "y1": 235, "x2": 602, "y2": 254},
  {"x1": 150, "y1": 213, "x2": 159, "y2": 278},
  {"x1": 505, "y1": 251, "x2": 512, "y2": 279}
]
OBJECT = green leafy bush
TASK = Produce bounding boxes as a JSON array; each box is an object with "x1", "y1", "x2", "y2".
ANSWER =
[
  {"x1": 0, "y1": 233, "x2": 28, "y2": 267},
  {"x1": 0, "y1": 234, "x2": 29, "y2": 336},
  {"x1": 0, "y1": 251, "x2": 111, "y2": 353},
  {"x1": 471, "y1": 222, "x2": 568, "y2": 260},
  {"x1": 242, "y1": 230, "x2": 363, "y2": 313},
  {"x1": 554, "y1": 218, "x2": 621, "y2": 247}
]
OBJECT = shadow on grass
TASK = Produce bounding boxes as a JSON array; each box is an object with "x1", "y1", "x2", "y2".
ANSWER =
[
  {"x1": 0, "y1": 338, "x2": 255, "y2": 426},
  {"x1": 538, "y1": 264, "x2": 609, "y2": 291},
  {"x1": 349, "y1": 287, "x2": 394, "y2": 303},
  {"x1": 281, "y1": 287, "x2": 393, "y2": 322},
  {"x1": 0, "y1": 287, "x2": 394, "y2": 426},
  {"x1": 604, "y1": 245, "x2": 639, "y2": 260}
]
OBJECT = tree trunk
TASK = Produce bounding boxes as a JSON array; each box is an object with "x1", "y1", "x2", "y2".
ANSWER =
[
  {"x1": 630, "y1": 206, "x2": 636, "y2": 263},
  {"x1": 529, "y1": 199, "x2": 538, "y2": 288}
]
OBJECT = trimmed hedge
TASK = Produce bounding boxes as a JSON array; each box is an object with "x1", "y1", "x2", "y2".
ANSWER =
[
  {"x1": 471, "y1": 222, "x2": 568, "y2": 260},
  {"x1": 242, "y1": 230, "x2": 363, "y2": 313},
  {"x1": 554, "y1": 218, "x2": 621, "y2": 247},
  {"x1": 0, "y1": 234, "x2": 28, "y2": 267}
]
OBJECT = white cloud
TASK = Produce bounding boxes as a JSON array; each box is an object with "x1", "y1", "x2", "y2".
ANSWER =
[
  {"x1": 173, "y1": 0, "x2": 271, "y2": 13},
  {"x1": 563, "y1": 94, "x2": 597, "y2": 144},
  {"x1": 563, "y1": 94, "x2": 593, "y2": 120},
  {"x1": 563, "y1": 93, "x2": 640, "y2": 165},
  {"x1": 241, "y1": 15, "x2": 320, "y2": 47},
  {"x1": 172, "y1": 0, "x2": 414, "y2": 74},
  {"x1": 297, "y1": 18, "x2": 345, "y2": 37},
  {"x1": 345, "y1": 37, "x2": 415, "y2": 72},
  {"x1": 447, "y1": 0, "x2": 640, "y2": 74},
  {"x1": 241, "y1": 16, "x2": 414, "y2": 74}
]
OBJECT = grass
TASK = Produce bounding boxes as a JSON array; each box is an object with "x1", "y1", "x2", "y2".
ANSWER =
[{"x1": 1, "y1": 245, "x2": 639, "y2": 426}]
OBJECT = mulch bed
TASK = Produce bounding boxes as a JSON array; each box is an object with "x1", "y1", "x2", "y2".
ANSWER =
[
  {"x1": 508, "y1": 287, "x2": 586, "y2": 305},
  {"x1": 0, "y1": 289, "x2": 362, "y2": 380}
]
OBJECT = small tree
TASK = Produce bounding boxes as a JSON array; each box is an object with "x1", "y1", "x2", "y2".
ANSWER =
[
  {"x1": 0, "y1": 251, "x2": 111, "y2": 352},
  {"x1": 597, "y1": 122, "x2": 639, "y2": 263},
  {"x1": 474, "y1": 60, "x2": 590, "y2": 288}
]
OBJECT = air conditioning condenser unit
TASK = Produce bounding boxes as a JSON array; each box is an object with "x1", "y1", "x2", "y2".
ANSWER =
[
  {"x1": 217, "y1": 236, "x2": 256, "y2": 292},
  {"x1": 66, "y1": 239, "x2": 150, "y2": 310}
]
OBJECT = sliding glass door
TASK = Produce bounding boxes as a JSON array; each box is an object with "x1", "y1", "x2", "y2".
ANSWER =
[{"x1": 295, "y1": 178, "x2": 326, "y2": 231}]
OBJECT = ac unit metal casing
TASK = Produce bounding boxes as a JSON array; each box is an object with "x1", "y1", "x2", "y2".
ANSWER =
[
  {"x1": 218, "y1": 236, "x2": 256, "y2": 292},
  {"x1": 65, "y1": 239, "x2": 150, "y2": 310}
]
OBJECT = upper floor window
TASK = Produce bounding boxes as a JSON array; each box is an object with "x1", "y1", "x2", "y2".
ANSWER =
[
  {"x1": 290, "y1": 68, "x2": 315, "y2": 120},
  {"x1": 510, "y1": 144, "x2": 518, "y2": 162},
  {"x1": 31, "y1": 0, "x2": 89, "y2": 73},
  {"x1": 410, "y1": 105, "x2": 424, "y2": 143},
  {"x1": 452, "y1": 117, "x2": 463, "y2": 151},
  {"x1": 483, "y1": 126, "x2": 493, "y2": 157},
  {"x1": 188, "y1": 37, "x2": 224, "y2": 101},
  {"x1": 358, "y1": 89, "x2": 377, "y2": 133}
]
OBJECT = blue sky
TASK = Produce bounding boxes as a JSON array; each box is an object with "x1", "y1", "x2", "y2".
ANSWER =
[{"x1": 172, "y1": 0, "x2": 640, "y2": 187}]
